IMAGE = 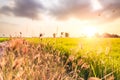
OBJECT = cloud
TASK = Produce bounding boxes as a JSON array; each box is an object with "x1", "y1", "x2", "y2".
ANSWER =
[
  {"x1": 48, "y1": 0, "x2": 120, "y2": 21},
  {"x1": 0, "y1": 0, "x2": 120, "y2": 21},
  {"x1": 99, "y1": 0, "x2": 120, "y2": 20},
  {"x1": 0, "y1": 0, "x2": 44, "y2": 19},
  {"x1": 48, "y1": 0, "x2": 92, "y2": 20},
  {"x1": 0, "y1": 6, "x2": 12, "y2": 16}
]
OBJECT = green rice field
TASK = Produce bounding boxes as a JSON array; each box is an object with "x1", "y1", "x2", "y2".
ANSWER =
[
  {"x1": 0, "y1": 37, "x2": 120, "y2": 80},
  {"x1": 27, "y1": 38, "x2": 120, "y2": 79},
  {"x1": 26, "y1": 38, "x2": 120, "y2": 57}
]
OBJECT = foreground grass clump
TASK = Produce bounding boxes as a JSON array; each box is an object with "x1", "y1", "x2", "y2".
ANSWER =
[
  {"x1": 26, "y1": 38, "x2": 120, "y2": 80},
  {"x1": 0, "y1": 38, "x2": 85, "y2": 80}
]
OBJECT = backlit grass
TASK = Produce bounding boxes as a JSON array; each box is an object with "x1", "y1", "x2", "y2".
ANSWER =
[{"x1": 0, "y1": 37, "x2": 120, "y2": 80}]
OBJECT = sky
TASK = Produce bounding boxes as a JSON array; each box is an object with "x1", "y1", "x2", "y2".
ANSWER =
[{"x1": 0, "y1": 0, "x2": 120, "y2": 37}]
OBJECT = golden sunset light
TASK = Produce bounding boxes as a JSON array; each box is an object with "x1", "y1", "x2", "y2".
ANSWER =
[
  {"x1": 0, "y1": 0, "x2": 120, "y2": 37},
  {"x1": 91, "y1": 0, "x2": 103, "y2": 11},
  {"x1": 82, "y1": 27, "x2": 98, "y2": 37},
  {"x1": 0, "y1": 0, "x2": 120, "y2": 79}
]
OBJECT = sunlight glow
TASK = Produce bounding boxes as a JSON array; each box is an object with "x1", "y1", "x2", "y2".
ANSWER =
[
  {"x1": 91, "y1": 0, "x2": 103, "y2": 11},
  {"x1": 82, "y1": 27, "x2": 98, "y2": 37}
]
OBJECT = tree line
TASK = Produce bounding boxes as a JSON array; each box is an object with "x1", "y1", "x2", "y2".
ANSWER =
[
  {"x1": 94, "y1": 33, "x2": 120, "y2": 38},
  {"x1": 53, "y1": 32, "x2": 69, "y2": 38},
  {"x1": 37, "y1": 32, "x2": 120, "y2": 38}
]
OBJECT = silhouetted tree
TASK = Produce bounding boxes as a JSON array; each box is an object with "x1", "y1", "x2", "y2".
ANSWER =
[
  {"x1": 39, "y1": 33, "x2": 43, "y2": 38},
  {"x1": 2, "y1": 34, "x2": 5, "y2": 37},
  {"x1": 53, "y1": 33, "x2": 56, "y2": 38},
  {"x1": 20, "y1": 32, "x2": 22, "y2": 37},
  {"x1": 65, "y1": 32, "x2": 69, "y2": 37},
  {"x1": 102, "y1": 33, "x2": 111, "y2": 38},
  {"x1": 111, "y1": 34, "x2": 119, "y2": 38},
  {"x1": 61, "y1": 32, "x2": 64, "y2": 37},
  {"x1": 102, "y1": 33, "x2": 120, "y2": 38}
]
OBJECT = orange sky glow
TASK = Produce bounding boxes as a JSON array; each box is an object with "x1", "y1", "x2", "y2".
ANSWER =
[{"x1": 0, "y1": 0, "x2": 120, "y2": 37}]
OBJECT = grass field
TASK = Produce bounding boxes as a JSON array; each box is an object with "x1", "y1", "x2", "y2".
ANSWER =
[
  {"x1": 0, "y1": 37, "x2": 120, "y2": 80},
  {"x1": 26, "y1": 38, "x2": 120, "y2": 79},
  {"x1": 26, "y1": 38, "x2": 120, "y2": 57},
  {"x1": 0, "y1": 38, "x2": 9, "y2": 42}
]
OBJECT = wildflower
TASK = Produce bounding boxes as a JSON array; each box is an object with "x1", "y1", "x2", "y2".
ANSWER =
[
  {"x1": 88, "y1": 77, "x2": 101, "y2": 80},
  {"x1": 12, "y1": 58, "x2": 24, "y2": 69},
  {"x1": 16, "y1": 67, "x2": 24, "y2": 78},
  {"x1": 106, "y1": 75, "x2": 114, "y2": 80},
  {"x1": 77, "y1": 59, "x2": 84, "y2": 66},
  {"x1": 100, "y1": 60, "x2": 105, "y2": 64},
  {"x1": 0, "y1": 73, "x2": 3, "y2": 80},
  {"x1": 0, "y1": 46, "x2": 3, "y2": 55},
  {"x1": 69, "y1": 55, "x2": 74, "y2": 61},
  {"x1": 105, "y1": 47, "x2": 110, "y2": 55},
  {"x1": 8, "y1": 38, "x2": 24, "y2": 49},
  {"x1": 79, "y1": 77, "x2": 84, "y2": 80},
  {"x1": 79, "y1": 43, "x2": 83, "y2": 49},
  {"x1": 0, "y1": 57, "x2": 6, "y2": 68},
  {"x1": 81, "y1": 63, "x2": 89, "y2": 69},
  {"x1": 22, "y1": 46, "x2": 28, "y2": 54},
  {"x1": 97, "y1": 48, "x2": 102, "y2": 55}
]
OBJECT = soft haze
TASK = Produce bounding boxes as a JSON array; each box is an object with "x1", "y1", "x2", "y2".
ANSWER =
[{"x1": 0, "y1": 0, "x2": 120, "y2": 37}]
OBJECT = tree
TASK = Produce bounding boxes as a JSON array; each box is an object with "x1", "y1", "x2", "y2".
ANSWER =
[
  {"x1": 20, "y1": 32, "x2": 22, "y2": 37},
  {"x1": 61, "y1": 32, "x2": 64, "y2": 37},
  {"x1": 53, "y1": 33, "x2": 56, "y2": 38},
  {"x1": 2, "y1": 34, "x2": 5, "y2": 37},
  {"x1": 65, "y1": 32, "x2": 69, "y2": 37},
  {"x1": 39, "y1": 33, "x2": 43, "y2": 38},
  {"x1": 102, "y1": 33, "x2": 120, "y2": 38},
  {"x1": 111, "y1": 34, "x2": 119, "y2": 38}
]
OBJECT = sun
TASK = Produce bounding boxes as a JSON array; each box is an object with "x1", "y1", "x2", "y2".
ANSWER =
[
  {"x1": 82, "y1": 27, "x2": 97, "y2": 37},
  {"x1": 91, "y1": 0, "x2": 103, "y2": 11}
]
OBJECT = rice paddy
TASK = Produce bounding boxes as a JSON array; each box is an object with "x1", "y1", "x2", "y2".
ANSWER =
[{"x1": 0, "y1": 37, "x2": 120, "y2": 80}]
